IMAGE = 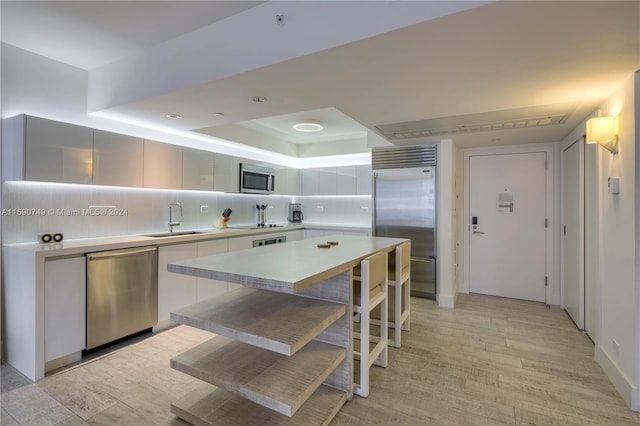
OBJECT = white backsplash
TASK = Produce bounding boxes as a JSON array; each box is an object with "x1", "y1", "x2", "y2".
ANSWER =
[
  {"x1": 294, "y1": 196, "x2": 372, "y2": 227},
  {"x1": 2, "y1": 182, "x2": 372, "y2": 244}
]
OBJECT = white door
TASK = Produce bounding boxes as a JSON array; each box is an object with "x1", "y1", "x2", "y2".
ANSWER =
[
  {"x1": 469, "y1": 152, "x2": 547, "y2": 302},
  {"x1": 562, "y1": 139, "x2": 585, "y2": 329}
]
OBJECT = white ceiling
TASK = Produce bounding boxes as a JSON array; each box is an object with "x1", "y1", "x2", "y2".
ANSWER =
[{"x1": 2, "y1": 1, "x2": 639, "y2": 157}]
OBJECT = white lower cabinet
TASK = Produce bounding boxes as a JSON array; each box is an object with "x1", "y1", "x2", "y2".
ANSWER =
[
  {"x1": 304, "y1": 229, "x2": 369, "y2": 239},
  {"x1": 159, "y1": 240, "x2": 233, "y2": 323},
  {"x1": 160, "y1": 232, "x2": 313, "y2": 320},
  {"x1": 45, "y1": 256, "x2": 86, "y2": 364},
  {"x1": 196, "y1": 240, "x2": 229, "y2": 301},
  {"x1": 226, "y1": 236, "x2": 254, "y2": 291},
  {"x1": 285, "y1": 230, "x2": 305, "y2": 241},
  {"x1": 304, "y1": 229, "x2": 328, "y2": 239},
  {"x1": 158, "y1": 243, "x2": 198, "y2": 322}
]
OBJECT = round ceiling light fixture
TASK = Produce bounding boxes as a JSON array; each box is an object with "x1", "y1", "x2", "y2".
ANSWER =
[
  {"x1": 293, "y1": 119, "x2": 324, "y2": 132},
  {"x1": 166, "y1": 113, "x2": 182, "y2": 120}
]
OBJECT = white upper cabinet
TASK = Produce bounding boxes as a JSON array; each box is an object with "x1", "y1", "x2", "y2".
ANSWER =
[
  {"x1": 214, "y1": 153, "x2": 240, "y2": 193},
  {"x1": 183, "y1": 147, "x2": 214, "y2": 191},
  {"x1": 336, "y1": 166, "x2": 356, "y2": 195},
  {"x1": 143, "y1": 139, "x2": 182, "y2": 189},
  {"x1": 300, "y1": 169, "x2": 318, "y2": 195},
  {"x1": 302, "y1": 166, "x2": 372, "y2": 196},
  {"x1": 274, "y1": 167, "x2": 299, "y2": 195},
  {"x1": 2, "y1": 115, "x2": 93, "y2": 184},
  {"x1": 93, "y1": 130, "x2": 143, "y2": 187},
  {"x1": 318, "y1": 167, "x2": 337, "y2": 195},
  {"x1": 356, "y1": 165, "x2": 372, "y2": 195}
]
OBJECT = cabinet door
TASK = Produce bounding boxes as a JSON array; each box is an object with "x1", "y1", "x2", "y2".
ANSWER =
[
  {"x1": 45, "y1": 257, "x2": 86, "y2": 362},
  {"x1": 284, "y1": 230, "x2": 304, "y2": 241},
  {"x1": 143, "y1": 139, "x2": 182, "y2": 189},
  {"x1": 336, "y1": 166, "x2": 356, "y2": 195},
  {"x1": 274, "y1": 167, "x2": 300, "y2": 195},
  {"x1": 93, "y1": 130, "x2": 143, "y2": 187},
  {"x1": 300, "y1": 169, "x2": 319, "y2": 195},
  {"x1": 304, "y1": 229, "x2": 327, "y2": 239},
  {"x1": 356, "y1": 165, "x2": 372, "y2": 195},
  {"x1": 196, "y1": 240, "x2": 228, "y2": 301},
  {"x1": 318, "y1": 167, "x2": 337, "y2": 195},
  {"x1": 25, "y1": 116, "x2": 93, "y2": 184},
  {"x1": 214, "y1": 153, "x2": 240, "y2": 192},
  {"x1": 158, "y1": 244, "x2": 198, "y2": 322},
  {"x1": 183, "y1": 148, "x2": 214, "y2": 191},
  {"x1": 226, "y1": 236, "x2": 255, "y2": 290}
]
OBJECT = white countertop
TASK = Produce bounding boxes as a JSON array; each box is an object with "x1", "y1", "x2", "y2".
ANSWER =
[
  {"x1": 3, "y1": 225, "x2": 304, "y2": 259},
  {"x1": 168, "y1": 235, "x2": 407, "y2": 294},
  {"x1": 2, "y1": 222, "x2": 374, "y2": 260}
]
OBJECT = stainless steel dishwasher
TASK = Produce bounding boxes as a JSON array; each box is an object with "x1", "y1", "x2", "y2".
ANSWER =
[{"x1": 86, "y1": 246, "x2": 158, "y2": 350}]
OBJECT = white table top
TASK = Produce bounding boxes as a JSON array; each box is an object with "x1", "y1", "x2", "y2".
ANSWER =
[{"x1": 169, "y1": 235, "x2": 408, "y2": 294}]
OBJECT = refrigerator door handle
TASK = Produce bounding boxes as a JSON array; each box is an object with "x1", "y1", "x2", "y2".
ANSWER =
[
  {"x1": 411, "y1": 257, "x2": 433, "y2": 264},
  {"x1": 372, "y1": 172, "x2": 378, "y2": 236}
]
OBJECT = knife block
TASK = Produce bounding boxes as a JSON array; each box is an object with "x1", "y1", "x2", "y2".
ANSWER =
[{"x1": 214, "y1": 216, "x2": 229, "y2": 229}]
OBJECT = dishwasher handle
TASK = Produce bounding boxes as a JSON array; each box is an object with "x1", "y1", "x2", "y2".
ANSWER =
[{"x1": 87, "y1": 246, "x2": 157, "y2": 261}]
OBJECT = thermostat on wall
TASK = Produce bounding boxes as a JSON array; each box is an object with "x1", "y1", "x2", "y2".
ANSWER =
[{"x1": 608, "y1": 177, "x2": 620, "y2": 195}]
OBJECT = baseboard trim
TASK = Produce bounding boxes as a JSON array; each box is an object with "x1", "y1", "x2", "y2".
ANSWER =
[
  {"x1": 152, "y1": 320, "x2": 176, "y2": 333},
  {"x1": 596, "y1": 344, "x2": 638, "y2": 411},
  {"x1": 438, "y1": 293, "x2": 455, "y2": 309}
]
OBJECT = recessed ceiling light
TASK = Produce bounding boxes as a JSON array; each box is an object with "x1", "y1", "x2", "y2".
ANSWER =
[
  {"x1": 293, "y1": 119, "x2": 324, "y2": 132},
  {"x1": 166, "y1": 114, "x2": 181, "y2": 119},
  {"x1": 252, "y1": 96, "x2": 267, "y2": 103}
]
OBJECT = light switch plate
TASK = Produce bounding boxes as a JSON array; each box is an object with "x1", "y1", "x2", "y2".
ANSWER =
[{"x1": 608, "y1": 177, "x2": 619, "y2": 194}]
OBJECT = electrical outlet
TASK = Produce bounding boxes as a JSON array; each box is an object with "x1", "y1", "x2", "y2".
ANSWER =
[
  {"x1": 200, "y1": 205, "x2": 209, "y2": 213},
  {"x1": 360, "y1": 206, "x2": 369, "y2": 213},
  {"x1": 316, "y1": 205, "x2": 324, "y2": 212}
]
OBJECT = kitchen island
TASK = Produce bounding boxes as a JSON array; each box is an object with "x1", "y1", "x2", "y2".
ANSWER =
[{"x1": 168, "y1": 235, "x2": 408, "y2": 425}]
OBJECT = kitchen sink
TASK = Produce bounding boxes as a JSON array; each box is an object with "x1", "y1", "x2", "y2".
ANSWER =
[{"x1": 142, "y1": 230, "x2": 208, "y2": 238}]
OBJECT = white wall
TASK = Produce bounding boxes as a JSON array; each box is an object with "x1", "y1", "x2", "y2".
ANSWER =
[
  {"x1": 437, "y1": 139, "x2": 457, "y2": 308},
  {"x1": 294, "y1": 196, "x2": 371, "y2": 228},
  {"x1": 567, "y1": 72, "x2": 639, "y2": 410}
]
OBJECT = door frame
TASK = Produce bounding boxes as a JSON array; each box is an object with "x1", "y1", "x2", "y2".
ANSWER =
[
  {"x1": 561, "y1": 137, "x2": 585, "y2": 329},
  {"x1": 461, "y1": 143, "x2": 558, "y2": 305}
]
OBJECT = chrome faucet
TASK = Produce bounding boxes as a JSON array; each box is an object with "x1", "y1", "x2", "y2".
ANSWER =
[{"x1": 169, "y1": 202, "x2": 182, "y2": 232}]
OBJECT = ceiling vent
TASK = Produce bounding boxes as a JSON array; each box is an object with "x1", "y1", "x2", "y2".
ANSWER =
[{"x1": 375, "y1": 104, "x2": 576, "y2": 141}]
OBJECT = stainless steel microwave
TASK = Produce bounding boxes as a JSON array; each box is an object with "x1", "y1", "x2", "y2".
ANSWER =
[{"x1": 240, "y1": 163, "x2": 275, "y2": 194}]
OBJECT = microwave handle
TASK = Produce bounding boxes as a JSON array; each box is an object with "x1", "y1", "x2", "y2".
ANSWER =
[{"x1": 269, "y1": 174, "x2": 275, "y2": 192}]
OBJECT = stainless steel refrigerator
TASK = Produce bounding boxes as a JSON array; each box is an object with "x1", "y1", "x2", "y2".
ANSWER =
[{"x1": 372, "y1": 145, "x2": 436, "y2": 299}]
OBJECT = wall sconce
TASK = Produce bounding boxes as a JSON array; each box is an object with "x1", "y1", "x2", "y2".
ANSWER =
[{"x1": 586, "y1": 116, "x2": 618, "y2": 154}]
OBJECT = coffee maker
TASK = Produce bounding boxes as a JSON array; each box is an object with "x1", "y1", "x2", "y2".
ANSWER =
[{"x1": 288, "y1": 203, "x2": 303, "y2": 223}]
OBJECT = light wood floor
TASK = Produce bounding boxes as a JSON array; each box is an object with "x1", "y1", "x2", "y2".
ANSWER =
[{"x1": 2, "y1": 293, "x2": 639, "y2": 425}]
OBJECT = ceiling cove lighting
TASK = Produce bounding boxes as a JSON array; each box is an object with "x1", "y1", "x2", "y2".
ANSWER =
[
  {"x1": 293, "y1": 119, "x2": 324, "y2": 132},
  {"x1": 586, "y1": 115, "x2": 618, "y2": 154}
]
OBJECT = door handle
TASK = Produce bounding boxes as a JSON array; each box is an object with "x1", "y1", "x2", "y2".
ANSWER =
[{"x1": 473, "y1": 230, "x2": 485, "y2": 235}]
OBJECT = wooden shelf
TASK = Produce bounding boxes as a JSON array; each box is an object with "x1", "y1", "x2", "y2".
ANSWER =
[
  {"x1": 171, "y1": 336, "x2": 346, "y2": 417},
  {"x1": 170, "y1": 287, "x2": 346, "y2": 356},
  {"x1": 171, "y1": 384, "x2": 346, "y2": 426}
]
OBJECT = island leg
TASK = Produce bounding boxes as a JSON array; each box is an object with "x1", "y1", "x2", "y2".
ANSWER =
[{"x1": 299, "y1": 269, "x2": 353, "y2": 399}]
